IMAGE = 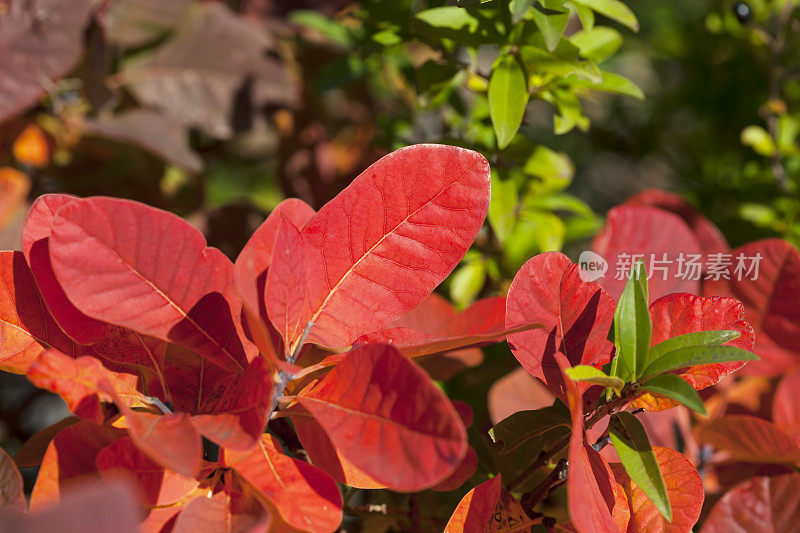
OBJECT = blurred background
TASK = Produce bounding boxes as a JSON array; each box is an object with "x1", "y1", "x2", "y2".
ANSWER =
[{"x1": 2, "y1": 0, "x2": 799, "y2": 521}]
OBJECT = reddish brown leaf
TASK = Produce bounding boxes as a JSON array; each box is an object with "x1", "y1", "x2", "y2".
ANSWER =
[
  {"x1": 110, "y1": 2, "x2": 294, "y2": 139},
  {"x1": 48, "y1": 197, "x2": 254, "y2": 373},
  {"x1": 296, "y1": 144, "x2": 490, "y2": 349},
  {"x1": 0, "y1": 0, "x2": 94, "y2": 124},
  {"x1": 221, "y1": 434, "x2": 342, "y2": 532},
  {"x1": 625, "y1": 189, "x2": 729, "y2": 257},
  {"x1": 559, "y1": 352, "x2": 625, "y2": 533},
  {"x1": 773, "y1": 372, "x2": 800, "y2": 441},
  {"x1": 96, "y1": 437, "x2": 200, "y2": 507},
  {"x1": 592, "y1": 205, "x2": 703, "y2": 303},
  {"x1": 703, "y1": 239, "x2": 800, "y2": 376},
  {"x1": 0, "y1": 447, "x2": 25, "y2": 512},
  {"x1": 21, "y1": 194, "x2": 111, "y2": 345},
  {"x1": 702, "y1": 473, "x2": 800, "y2": 533},
  {"x1": 633, "y1": 293, "x2": 755, "y2": 411},
  {"x1": 611, "y1": 447, "x2": 703, "y2": 533},
  {"x1": 295, "y1": 343, "x2": 467, "y2": 491},
  {"x1": 506, "y1": 252, "x2": 615, "y2": 401},
  {"x1": 97, "y1": 0, "x2": 193, "y2": 48},
  {"x1": 696, "y1": 415, "x2": 800, "y2": 464},
  {"x1": 83, "y1": 110, "x2": 203, "y2": 172}
]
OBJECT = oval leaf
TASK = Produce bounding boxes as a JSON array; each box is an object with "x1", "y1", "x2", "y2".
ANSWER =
[
  {"x1": 295, "y1": 343, "x2": 467, "y2": 491},
  {"x1": 295, "y1": 144, "x2": 490, "y2": 349},
  {"x1": 49, "y1": 197, "x2": 253, "y2": 373},
  {"x1": 506, "y1": 252, "x2": 615, "y2": 400},
  {"x1": 489, "y1": 54, "x2": 529, "y2": 149}
]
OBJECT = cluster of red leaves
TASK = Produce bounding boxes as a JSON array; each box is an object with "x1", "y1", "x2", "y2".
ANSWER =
[
  {"x1": 0, "y1": 144, "x2": 536, "y2": 531},
  {"x1": 474, "y1": 190, "x2": 800, "y2": 532}
]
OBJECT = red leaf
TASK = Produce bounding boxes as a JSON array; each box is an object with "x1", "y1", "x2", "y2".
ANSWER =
[
  {"x1": 702, "y1": 473, "x2": 800, "y2": 533},
  {"x1": 2, "y1": 482, "x2": 141, "y2": 533},
  {"x1": 357, "y1": 295, "x2": 510, "y2": 362},
  {"x1": 444, "y1": 475, "x2": 541, "y2": 532},
  {"x1": 488, "y1": 367, "x2": 555, "y2": 425},
  {"x1": 610, "y1": 447, "x2": 703, "y2": 533},
  {"x1": 592, "y1": 205, "x2": 703, "y2": 303},
  {"x1": 221, "y1": 434, "x2": 342, "y2": 532},
  {"x1": 0, "y1": 447, "x2": 25, "y2": 512},
  {"x1": 27, "y1": 350, "x2": 143, "y2": 424},
  {"x1": 0, "y1": 251, "x2": 84, "y2": 374},
  {"x1": 48, "y1": 197, "x2": 253, "y2": 373},
  {"x1": 27, "y1": 350, "x2": 204, "y2": 477},
  {"x1": 625, "y1": 189, "x2": 729, "y2": 257},
  {"x1": 444, "y1": 476, "x2": 502, "y2": 533},
  {"x1": 295, "y1": 144, "x2": 490, "y2": 349},
  {"x1": 559, "y1": 352, "x2": 625, "y2": 533},
  {"x1": 265, "y1": 216, "x2": 307, "y2": 351},
  {"x1": 696, "y1": 415, "x2": 800, "y2": 463},
  {"x1": 703, "y1": 239, "x2": 800, "y2": 376},
  {"x1": 432, "y1": 447, "x2": 478, "y2": 493},
  {"x1": 291, "y1": 410, "x2": 386, "y2": 489},
  {"x1": 190, "y1": 356, "x2": 274, "y2": 451},
  {"x1": 22, "y1": 194, "x2": 110, "y2": 344},
  {"x1": 295, "y1": 343, "x2": 467, "y2": 491},
  {"x1": 123, "y1": 410, "x2": 203, "y2": 478},
  {"x1": 234, "y1": 198, "x2": 315, "y2": 335},
  {"x1": 773, "y1": 372, "x2": 800, "y2": 441},
  {"x1": 172, "y1": 482, "x2": 272, "y2": 533},
  {"x1": 14, "y1": 416, "x2": 80, "y2": 468},
  {"x1": 30, "y1": 421, "x2": 126, "y2": 510},
  {"x1": 506, "y1": 252, "x2": 615, "y2": 400},
  {"x1": 96, "y1": 437, "x2": 200, "y2": 507},
  {"x1": 633, "y1": 293, "x2": 755, "y2": 411}
]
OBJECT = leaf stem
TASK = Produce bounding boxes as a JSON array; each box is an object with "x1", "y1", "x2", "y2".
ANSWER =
[{"x1": 506, "y1": 386, "x2": 639, "y2": 492}]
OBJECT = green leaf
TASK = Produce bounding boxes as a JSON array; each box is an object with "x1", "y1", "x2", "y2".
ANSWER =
[
  {"x1": 649, "y1": 330, "x2": 741, "y2": 361},
  {"x1": 573, "y1": 0, "x2": 638, "y2": 32},
  {"x1": 641, "y1": 374, "x2": 707, "y2": 415},
  {"x1": 569, "y1": 26, "x2": 622, "y2": 62},
  {"x1": 289, "y1": 11, "x2": 352, "y2": 47},
  {"x1": 489, "y1": 54, "x2": 529, "y2": 149},
  {"x1": 488, "y1": 172, "x2": 519, "y2": 244},
  {"x1": 641, "y1": 345, "x2": 759, "y2": 379},
  {"x1": 449, "y1": 259, "x2": 487, "y2": 308},
  {"x1": 566, "y1": 1, "x2": 595, "y2": 30},
  {"x1": 741, "y1": 125, "x2": 777, "y2": 157},
  {"x1": 489, "y1": 405, "x2": 571, "y2": 455},
  {"x1": 530, "y1": 0, "x2": 570, "y2": 51},
  {"x1": 519, "y1": 45, "x2": 601, "y2": 82},
  {"x1": 609, "y1": 411, "x2": 672, "y2": 521},
  {"x1": 510, "y1": 0, "x2": 534, "y2": 24},
  {"x1": 565, "y1": 365, "x2": 624, "y2": 392},
  {"x1": 521, "y1": 145, "x2": 574, "y2": 192},
  {"x1": 613, "y1": 261, "x2": 651, "y2": 380},
  {"x1": 413, "y1": 6, "x2": 493, "y2": 44},
  {"x1": 580, "y1": 71, "x2": 644, "y2": 99}
]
